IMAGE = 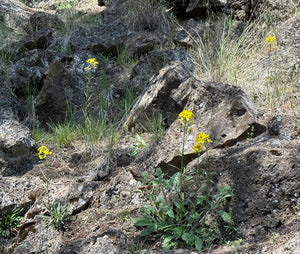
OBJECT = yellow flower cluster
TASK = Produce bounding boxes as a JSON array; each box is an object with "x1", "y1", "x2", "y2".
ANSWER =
[
  {"x1": 265, "y1": 36, "x2": 276, "y2": 44},
  {"x1": 84, "y1": 58, "x2": 99, "y2": 71},
  {"x1": 192, "y1": 132, "x2": 212, "y2": 153},
  {"x1": 38, "y1": 146, "x2": 52, "y2": 160},
  {"x1": 178, "y1": 110, "x2": 194, "y2": 126}
]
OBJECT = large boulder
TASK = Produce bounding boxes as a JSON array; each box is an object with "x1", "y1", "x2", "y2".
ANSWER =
[
  {"x1": 185, "y1": 135, "x2": 300, "y2": 244},
  {"x1": 129, "y1": 49, "x2": 193, "y2": 92},
  {"x1": 0, "y1": 0, "x2": 34, "y2": 38},
  {"x1": 35, "y1": 59, "x2": 84, "y2": 127},
  {"x1": 123, "y1": 62, "x2": 193, "y2": 131},
  {"x1": 70, "y1": 20, "x2": 161, "y2": 58},
  {"x1": 227, "y1": 0, "x2": 299, "y2": 20},
  {"x1": 0, "y1": 88, "x2": 37, "y2": 176},
  {"x1": 124, "y1": 62, "x2": 266, "y2": 174},
  {"x1": 186, "y1": 0, "x2": 227, "y2": 18}
]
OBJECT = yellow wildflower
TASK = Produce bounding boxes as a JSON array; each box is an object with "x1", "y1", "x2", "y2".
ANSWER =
[
  {"x1": 38, "y1": 146, "x2": 52, "y2": 160},
  {"x1": 192, "y1": 132, "x2": 212, "y2": 153},
  {"x1": 84, "y1": 58, "x2": 99, "y2": 71},
  {"x1": 178, "y1": 110, "x2": 194, "y2": 126},
  {"x1": 265, "y1": 36, "x2": 276, "y2": 44}
]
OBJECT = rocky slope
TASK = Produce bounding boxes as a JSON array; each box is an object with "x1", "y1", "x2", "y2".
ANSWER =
[{"x1": 0, "y1": 0, "x2": 299, "y2": 253}]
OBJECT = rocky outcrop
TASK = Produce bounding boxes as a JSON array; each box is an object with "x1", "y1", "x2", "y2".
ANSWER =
[
  {"x1": 123, "y1": 62, "x2": 193, "y2": 131},
  {"x1": 129, "y1": 48, "x2": 193, "y2": 91},
  {"x1": 70, "y1": 20, "x2": 161, "y2": 58},
  {"x1": 0, "y1": 88, "x2": 37, "y2": 176},
  {"x1": 186, "y1": 0, "x2": 226, "y2": 18},
  {"x1": 35, "y1": 59, "x2": 84, "y2": 127},
  {"x1": 227, "y1": 0, "x2": 299, "y2": 20}
]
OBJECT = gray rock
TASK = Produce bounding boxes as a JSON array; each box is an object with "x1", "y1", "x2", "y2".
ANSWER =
[
  {"x1": 186, "y1": 0, "x2": 226, "y2": 17},
  {"x1": 129, "y1": 48, "x2": 193, "y2": 92},
  {"x1": 227, "y1": 0, "x2": 299, "y2": 20},
  {"x1": 35, "y1": 59, "x2": 84, "y2": 127},
  {"x1": 173, "y1": 19, "x2": 208, "y2": 48},
  {"x1": 123, "y1": 62, "x2": 193, "y2": 131},
  {"x1": 0, "y1": 119, "x2": 37, "y2": 176},
  {"x1": 273, "y1": 233, "x2": 300, "y2": 254}
]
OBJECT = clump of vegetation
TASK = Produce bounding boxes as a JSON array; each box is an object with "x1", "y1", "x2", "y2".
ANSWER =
[
  {"x1": 0, "y1": 208, "x2": 23, "y2": 238},
  {"x1": 122, "y1": 0, "x2": 174, "y2": 32},
  {"x1": 42, "y1": 202, "x2": 71, "y2": 229},
  {"x1": 133, "y1": 110, "x2": 237, "y2": 250}
]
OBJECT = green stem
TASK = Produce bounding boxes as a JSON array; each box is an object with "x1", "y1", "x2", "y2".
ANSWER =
[{"x1": 179, "y1": 124, "x2": 188, "y2": 234}]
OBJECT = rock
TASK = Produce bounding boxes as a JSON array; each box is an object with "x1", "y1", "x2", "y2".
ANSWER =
[
  {"x1": 35, "y1": 59, "x2": 84, "y2": 127},
  {"x1": 0, "y1": 176, "x2": 42, "y2": 211},
  {"x1": 0, "y1": 0, "x2": 34, "y2": 38},
  {"x1": 185, "y1": 137, "x2": 300, "y2": 241},
  {"x1": 22, "y1": 29, "x2": 53, "y2": 50},
  {"x1": 227, "y1": 0, "x2": 299, "y2": 20},
  {"x1": 273, "y1": 233, "x2": 300, "y2": 254},
  {"x1": 274, "y1": 16, "x2": 300, "y2": 78},
  {"x1": 186, "y1": 0, "x2": 226, "y2": 18},
  {"x1": 129, "y1": 48, "x2": 193, "y2": 92},
  {"x1": 13, "y1": 219, "x2": 65, "y2": 254},
  {"x1": 173, "y1": 19, "x2": 208, "y2": 48},
  {"x1": 70, "y1": 20, "x2": 128, "y2": 56},
  {"x1": 123, "y1": 62, "x2": 193, "y2": 131},
  {"x1": 131, "y1": 74, "x2": 266, "y2": 174},
  {"x1": 0, "y1": 119, "x2": 37, "y2": 176},
  {"x1": 26, "y1": 11, "x2": 65, "y2": 33},
  {"x1": 70, "y1": 20, "x2": 161, "y2": 58},
  {"x1": 61, "y1": 234, "x2": 125, "y2": 254}
]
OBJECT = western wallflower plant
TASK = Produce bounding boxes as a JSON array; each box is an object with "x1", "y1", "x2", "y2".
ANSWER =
[
  {"x1": 178, "y1": 110, "x2": 194, "y2": 126},
  {"x1": 133, "y1": 111, "x2": 236, "y2": 251},
  {"x1": 84, "y1": 58, "x2": 99, "y2": 71},
  {"x1": 265, "y1": 35, "x2": 276, "y2": 44},
  {"x1": 38, "y1": 146, "x2": 52, "y2": 160},
  {"x1": 193, "y1": 132, "x2": 212, "y2": 154}
]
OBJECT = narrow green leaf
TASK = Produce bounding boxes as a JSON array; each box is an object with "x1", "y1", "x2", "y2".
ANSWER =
[
  {"x1": 166, "y1": 209, "x2": 175, "y2": 218},
  {"x1": 219, "y1": 210, "x2": 232, "y2": 224},
  {"x1": 141, "y1": 224, "x2": 156, "y2": 236},
  {"x1": 132, "y1": 216, "x2": 152, "y2": 226}
]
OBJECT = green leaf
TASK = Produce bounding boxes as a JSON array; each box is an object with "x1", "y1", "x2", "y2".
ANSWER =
[
  {"x1": 166, "y1": 209, "x2": 175, "y2": 218},
  {"x1": 182, "y1": 232, "x2": 194, "y2": 245},
  {"x1": 219, "y1": 210, "x2": 232, "y2": 224},
  {"x1": 162, "y1": 236, "x2": 174, "y2": 250},
  {"x1": 141, "y1": 224, "x2": 156, "y2": 236},
  {"x1": 195, "y1": 236, "x2": 203, "y2": 251},
  {"x1": 132, "y1": 216, "x2": 152, "y2": 227}
]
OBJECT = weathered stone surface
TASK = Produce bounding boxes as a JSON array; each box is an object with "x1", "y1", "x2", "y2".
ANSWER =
[
  {"x1": 125, "y1": 67, "x2": 266, "y2": 173},
  {"x1": 13, "y1": 219, "x2": 65, "y2": 254},
  {"x1": 123, "y1": 62, "x2": 193, "y2": 131},
  {"x1": 70, "y1": 20, "x2": 161, "y2": 58},
  {"x1": 27, "y1": 11, "x2": 64, "y2": 33},
  {"x1": 173, "y1": 19, "x2": 207, "y2": 48},
  {"x1": 70, "y1": 20, "x2": 128, "y2": 56},
  {"x1": 227, "y1": 0, "x2": 299, "y2": 20},
  {"x1": 0, "y1": 176, "x2": 42, "y2": 211},
  {"x1": 186, "y1": 136, "x2": 300, "y2": 240},
  {"x1": 186, "y1": 0, "x2": 226, "y2": 17},
  {"x1": 0, "y1": 0, "x2": 34, "y2": 36},
  {"x1": 0, "y1": 120, "x2": 37, "y2": 176},
  {"x1": 273, "y1": 233, "x2": 300, "y2": 254},
  {"x1": 273, "y1": 16, "x2": 300, "y2": 78},
  {"x1": 129, "y1": 48, "x2": 193, "y2": 92},
  {"x1": 35, "y1": 59, "x2": 84, "y2": 127}
]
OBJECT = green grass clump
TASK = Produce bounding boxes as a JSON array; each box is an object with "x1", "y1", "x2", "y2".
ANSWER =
[
  {"x1": 122, "y1": 0, "x2": 174, "y2": 32},
  {"x1": 42, "y1": 202, "x2": 71, "y2": 229},
  {"x1": 0, "y1": 208, "x2": 23, "y2": 238}
]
